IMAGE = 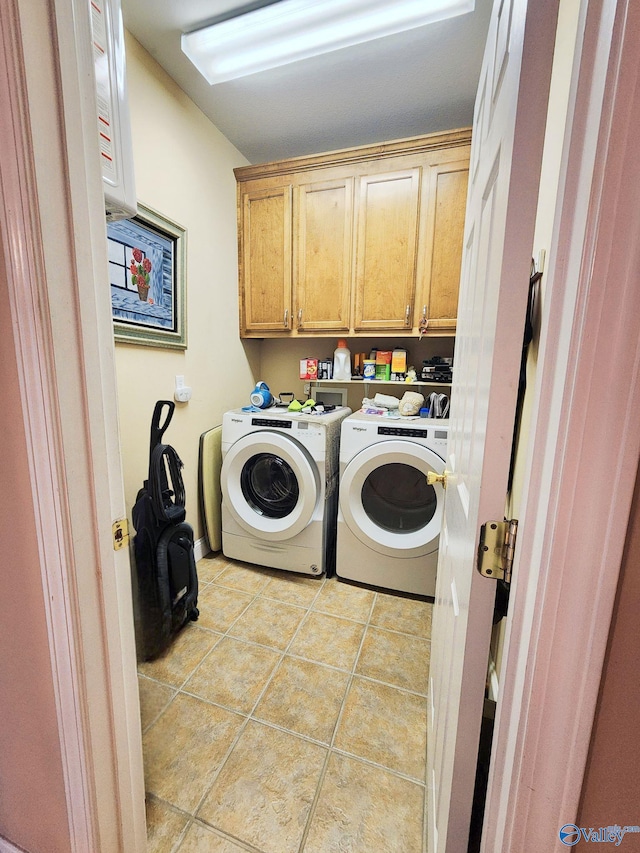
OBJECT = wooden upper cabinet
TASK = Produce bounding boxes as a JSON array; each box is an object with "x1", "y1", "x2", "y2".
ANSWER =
[
  {"x1": 235, "y1": 129, "x2": 471, "y2": 338},
  {"x1": 353, "y1": 169, "x2": 420, "y2": 331},
  {"x1": 241, "y1": 185, "x2": 292, "y2": 333},
  {"x1": 295, "y1": 178, "x2": 353, "y2": 332},
  {"x1": 419, "y1": 161, "x2": 469, "y2": 331}
]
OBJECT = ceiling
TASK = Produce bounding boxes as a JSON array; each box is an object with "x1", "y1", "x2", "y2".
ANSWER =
[{"x1": 121, "y1": 0, "x2": 492, "y2": 165}]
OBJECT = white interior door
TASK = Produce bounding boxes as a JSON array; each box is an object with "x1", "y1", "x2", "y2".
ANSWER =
[{"x1": 427, "y1": 0, "x2": 559, "y2": 849}]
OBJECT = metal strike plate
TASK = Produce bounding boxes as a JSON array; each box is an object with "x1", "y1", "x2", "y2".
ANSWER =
[{"x1": 112, "y1": 518, "x2": 130, "y2": 551}]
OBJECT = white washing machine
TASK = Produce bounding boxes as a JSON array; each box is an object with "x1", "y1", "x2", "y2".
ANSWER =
[
  {"x1": 221, "y1": 407, "x2": 351, "y2": 576},
  {"x1": 336, "y1": 412, "x2": 448, "y2": 596}
]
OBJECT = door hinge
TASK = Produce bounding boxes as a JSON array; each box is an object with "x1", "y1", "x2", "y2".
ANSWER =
[
  {"x1": 477, "y1": 519, "x2": 518, "y2": 583},
  {"x1": 112, "y1": 518, "x2": 130, "y2": 551}
]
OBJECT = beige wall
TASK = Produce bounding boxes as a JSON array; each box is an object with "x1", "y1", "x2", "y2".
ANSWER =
[{"x1": 115, "y1": 34, "x2": 260, "y2": 543}]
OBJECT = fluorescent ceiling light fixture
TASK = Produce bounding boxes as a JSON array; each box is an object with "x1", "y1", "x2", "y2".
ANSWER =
[{"x1": 182, "y1": 0, "x2": 475, "y2": 85}]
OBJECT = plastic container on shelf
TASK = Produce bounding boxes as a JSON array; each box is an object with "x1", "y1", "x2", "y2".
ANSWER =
[
  {"x1": 363, "y1": 359, "x2": 376, "y2": 379},
  {"x1": 375, "y1": 350, "x2": 392, "y2": 381},
  {"x1": 391, "y1": 347, "x2": 407, "y2": 375},
  {"x1": 333, "y1": 339, "x2": 352, "y2": 381}
]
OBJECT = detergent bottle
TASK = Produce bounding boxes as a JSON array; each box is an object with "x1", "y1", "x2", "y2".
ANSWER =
[{"x1": 333, "y1": 339, "x2": 352, "y2": 381}]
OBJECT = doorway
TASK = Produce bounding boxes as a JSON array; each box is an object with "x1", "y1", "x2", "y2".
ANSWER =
[{"x1": 4, "y1": 0, "x2": 640, "y2": 851}]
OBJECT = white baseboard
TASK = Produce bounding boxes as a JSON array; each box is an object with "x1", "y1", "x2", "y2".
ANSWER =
[
  {"x1": 0, "y1": 836, "x2": 27, "y2": 853},
  {"x1": 194, "y1": 535, "x2": 211, "y2": 562}
]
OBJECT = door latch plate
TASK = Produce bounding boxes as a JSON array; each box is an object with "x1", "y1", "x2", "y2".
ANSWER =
[{"x1": 112, "y1": 518, "x2": 130, "y2": 551}]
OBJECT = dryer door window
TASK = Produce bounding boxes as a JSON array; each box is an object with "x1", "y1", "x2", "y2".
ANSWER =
[
  {"x1": 361, "y1": 462, "x2": 437, "y2": 533},
  {"x1": 241, "y1": 453, "x2": 300, "y2": 519},
  {"x1": 339, "y1": 439, "x2": 445, "y2": 558}
]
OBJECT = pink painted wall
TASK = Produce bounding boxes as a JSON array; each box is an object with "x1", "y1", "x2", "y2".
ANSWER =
[
  {"x1": 0, "y1": 247, "x2": 70, "y2": 850},
  {"x1": 579, "y1": 461, "x2": 640, "y2": 826}
]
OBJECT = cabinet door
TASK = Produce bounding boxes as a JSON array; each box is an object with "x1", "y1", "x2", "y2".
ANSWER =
[
  {"x1": 295, "y1": 178, "x2": 353, "y2": 332},
  {"x1": 353, "y1": 168, "x2": 420, "y2": 331},
  {"x1": 241, "y1": 185, "x2": 292, "y2": 333},
  {"x1": 419, "y1": 162, "x2": 469, "y2": 331}
]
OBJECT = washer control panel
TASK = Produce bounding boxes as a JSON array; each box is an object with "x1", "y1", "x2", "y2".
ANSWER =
[
  {"x1": 377, "y1": 426, "x2": 429, "y2": 438},
  {"x1": 251, "y1": 418, "x2": 292, "y2": 429}
]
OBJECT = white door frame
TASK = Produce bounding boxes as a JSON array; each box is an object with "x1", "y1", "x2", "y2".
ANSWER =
[
  {"x1": 483, "y1": 0, "x2": 640, "y2": 849},
  {"x1": 0, "y1": 0, "x2": 145, "y2": 850}
]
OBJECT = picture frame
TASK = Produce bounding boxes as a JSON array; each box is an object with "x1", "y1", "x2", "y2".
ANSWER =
[{"x1": 107, "y1": 202, "x2": 187, "y2": 349}]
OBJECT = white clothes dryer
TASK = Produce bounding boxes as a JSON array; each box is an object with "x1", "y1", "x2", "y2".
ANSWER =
[
  {"x1": 221, "y1": 407, "x2": 351, "y2": 576},
  {"x1": 336, "y1": 412, "x2": 448, "y2": 596}
]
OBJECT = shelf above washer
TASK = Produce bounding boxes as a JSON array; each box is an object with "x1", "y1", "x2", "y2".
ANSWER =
[{"x1": 310, "y1": 378, "x2": 452, "y2": 388}]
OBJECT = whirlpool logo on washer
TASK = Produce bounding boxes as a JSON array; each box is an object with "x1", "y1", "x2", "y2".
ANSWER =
[{"x1": 351, "y1": 427, "x2": 368, "y2": 432}]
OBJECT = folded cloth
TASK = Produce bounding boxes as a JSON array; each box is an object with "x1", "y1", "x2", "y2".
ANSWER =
[{"x1": 373, "y1": 393, "x2": 400, "y2": 409}]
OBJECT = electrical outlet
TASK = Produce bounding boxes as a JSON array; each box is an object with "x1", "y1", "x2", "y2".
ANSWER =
[
  {"x1": 174, "y1": 374, "x2": 192, "y2": 402},
  {"x1": 304, "y1": 383, "x2": 310, "y2": 395}
]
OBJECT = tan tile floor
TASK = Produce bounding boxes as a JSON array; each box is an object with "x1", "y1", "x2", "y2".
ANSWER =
[{"x1": 140, "y1": 553, "x2": 432, "y2": 853}]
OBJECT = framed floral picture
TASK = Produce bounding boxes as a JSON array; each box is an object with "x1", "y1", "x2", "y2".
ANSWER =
[{"x1": 107, "y1": 203, "x2": 187, "y2": 349}]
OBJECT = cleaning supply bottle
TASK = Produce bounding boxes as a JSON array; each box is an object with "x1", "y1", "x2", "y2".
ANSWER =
[{"x1": 333, "y1": 339, "x2": 352, "y2": 381}]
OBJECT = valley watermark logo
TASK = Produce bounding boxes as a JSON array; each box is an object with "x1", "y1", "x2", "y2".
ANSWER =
[{"x1": 559, "y1": 824, "x2": 640, "y2": 846}]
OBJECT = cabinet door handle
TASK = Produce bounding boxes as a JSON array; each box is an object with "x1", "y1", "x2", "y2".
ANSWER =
[
  {"x1": 283, "y1": 309, "x2": 289, "y2": 328},
  {"x1": 405, "y1": 304, "x2": 412, "y2": 326},
  {"x1": 419, "y1": 306, "x2": 428, "y2": 339},
  {"x1": 298, "y1": 308, "x2": 303, "y2": 329}
]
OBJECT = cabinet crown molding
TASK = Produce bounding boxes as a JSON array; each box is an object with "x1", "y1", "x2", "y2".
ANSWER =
[{"x1": 234, "y1": 127, "x2": 472, "y2": 182}]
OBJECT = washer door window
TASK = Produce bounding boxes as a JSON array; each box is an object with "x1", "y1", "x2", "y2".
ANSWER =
[
  {"x1": 241, "y1": 453, "x2": 299, "y2": 519},
  {"x1": 340, "y1": 440, "x2": 445, "y2": 558},
  {"x1": 222, "y1": 431, "x2": 319, "y2": 540}
]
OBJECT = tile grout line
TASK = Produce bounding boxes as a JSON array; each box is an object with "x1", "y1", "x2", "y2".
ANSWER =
[
  {"x1": 296, "y1": 749, "x2": 333, "y2": 853},
  {"x1": 326, "y1": 587, "x2": 378, "y2": 752},
  {"x1": 143, "y1": 569, "x2": 275, "y2": 828},
  {"x1": 198, "y1": 570, "x2": 343, "y2": 853},
  {"x1": 328, "y1": 745, "x2": 427, "y2": 786},
  {"x1": 177, "y1": 815, "x2": 265, "y2": 853},
  {"x1": 171, "y1": 566, "x2": 298, "y2": 692},
  {"x1": 185, "y1": 571, "x2": 329, "y2": 827},
  {"x1": 143, "y1": 562, "x2": 434, "y2": 851},
  {"x1": 185, "y1": 579, "x2": 278, "y2": 822},
  {"x1": 297, "y1": 587, "x2": 381, "y2": 852},
  {"x1": 140, "y1": 687, "x2": 179, "y2": 736},
  {"x1": 143, "y1": 571, "x2": 331, "y2": 739},
  {"x1": 170, "y1": 816, "x2": 192, "y2": 853}
]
